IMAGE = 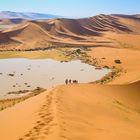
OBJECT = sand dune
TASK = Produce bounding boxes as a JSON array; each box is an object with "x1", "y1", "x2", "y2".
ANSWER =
[
  {"x1": 0, "y1": 31, "x2": 10, "y2": 43},
  {"x1": 0, "y1": 18, "x2": 26, "y2": 25},
  {"x1": 0, "y1": 82, "x2": 140, "y2": 140},
  {"x1": 0, "y1": 30, "x2": 20, "y2": 50},
  {"x1": 0, "y1": 14, "x2": 140, "y2": 50},
  {"x1": 89, "y1": 47, "x2": 140, "y2": 84},
  {"x1": 0, "y1": 14, "x2": 140, "y2": 140}
]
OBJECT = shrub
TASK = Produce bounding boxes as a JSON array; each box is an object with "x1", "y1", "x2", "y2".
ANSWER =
[{"x1": 114, "y1": 59, "x2": 122, "y2": 64}]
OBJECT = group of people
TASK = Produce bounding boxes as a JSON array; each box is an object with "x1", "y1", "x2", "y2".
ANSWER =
[{"x1": 65, "y1": 79, "x2": 78, "y2": 85}]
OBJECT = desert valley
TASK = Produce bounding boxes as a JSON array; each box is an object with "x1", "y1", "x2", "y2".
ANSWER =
[{"x1": 0, "y1": 10, "x2": 140, "y2": 140}]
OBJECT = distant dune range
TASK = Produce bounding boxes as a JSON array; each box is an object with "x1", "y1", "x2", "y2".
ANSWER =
[
  {"x1": 0, "y1": 14, "x2": 140, "y2": 50},
  {"x1": 0, "y1": 11, "x2": 60, "y2": 20}
]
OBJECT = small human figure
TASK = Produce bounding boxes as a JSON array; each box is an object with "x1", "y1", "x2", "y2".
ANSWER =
[
  {"x1": 69, "y1": 79, "x2": 71, "y2": 84},
  {"x1": 73, "y1": 80, "x2": 78, "y2": 84},
  {"x1": 65, "y1": 79, "x2": 68, "y2": 85},
  {"x1": 73, "y1": 80, "x2": 76, "y2": 83}
]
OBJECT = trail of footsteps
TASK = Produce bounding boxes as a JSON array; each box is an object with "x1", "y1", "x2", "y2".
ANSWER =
[
  {"x1": 55, "y1": 89, "x2": 73, "y2": 140},
  {"x1": 18, "y1": 92, "x2": 57, "y2": 140}
]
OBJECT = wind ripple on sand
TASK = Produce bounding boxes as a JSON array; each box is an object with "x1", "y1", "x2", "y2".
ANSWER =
[{"x1": 18, "y1": 81, "x2": 140, "y2": 140}]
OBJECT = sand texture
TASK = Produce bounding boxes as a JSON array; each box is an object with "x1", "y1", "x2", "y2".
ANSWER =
[
  {"x1": 0, "y1": 14, "x2": 140, "y2": 50},
  {"x1": 0, "y1": 82, "x2": 140, "y2": 140}
]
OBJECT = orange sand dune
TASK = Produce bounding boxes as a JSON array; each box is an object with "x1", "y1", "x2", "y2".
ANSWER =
[
  {"x1": 0, "y1": 90, "x2": 47, "y2": 140},
  {"x1": 0, "y1": 82, "x2": 140, "y2": 140},
  {"x1": 0, "y1": 14, "x2": 140, "y2": 140},
  {"x1": 0, "y1": 18, "x2": 26, "y2": 25},
  {"x1": 0, "y1": 14, "x2": 140, "y2": 50},
  {"x1": 89, "y1": 47, "x2": 140, "y2": 84},
  {"x1": 104, "y1": 32, "x2": 140, "y2": 49}
]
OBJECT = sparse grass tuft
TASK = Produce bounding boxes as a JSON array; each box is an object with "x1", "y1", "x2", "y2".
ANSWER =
[{"x1": 0, "y1": 87, "x2": 46, "y2": 111}]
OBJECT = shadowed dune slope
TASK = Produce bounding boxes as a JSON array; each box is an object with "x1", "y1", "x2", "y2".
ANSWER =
[
  {"x1": 4, "y1": 22, "x2": 50, "y2": 40},
  {"x1": 0, "y1": 31, "x2": 20, "y2": 48},
  {"x1": 0, "y1": 18, "x2": 26, "y2": 25},
  {"x1": 0, "y1": 31, "x2": 10, "y2": 43}
]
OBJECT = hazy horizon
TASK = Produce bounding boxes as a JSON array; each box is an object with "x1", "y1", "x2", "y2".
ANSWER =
[
  {"x1": 0, "y1": 0, "x2": 140, "y2": 18},
  {"x1": 0, "y1": 10, "x2": 140, "y2": 19}
]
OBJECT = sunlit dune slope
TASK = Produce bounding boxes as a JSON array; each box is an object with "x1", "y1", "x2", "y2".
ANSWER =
[
  {"x1": 89, "y1": 47, "x2": 140, "y2": 84},
  {"x1": 0, "y1": 81, "x2": 140, "y2": 140}
]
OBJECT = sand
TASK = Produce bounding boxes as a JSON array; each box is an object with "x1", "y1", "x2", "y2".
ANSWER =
[
  {"x1": 89, "y1": 47, "x2": 140, "y2": 84},
  {"x1": 0, "y1": 82, "x2": 140, "y2": 140},
  {"x1": 0, "y1": 91, "x2": 47, "y2": 140},
  {"x1": 0, "y1": 47, "x2": 140, "y2": 140},
  {"x1": 0, "y1": 14, "x2": 140, "y2": 140},
  {"x1": 0, "y1": 14, "x2": 140, "y2": 50}
]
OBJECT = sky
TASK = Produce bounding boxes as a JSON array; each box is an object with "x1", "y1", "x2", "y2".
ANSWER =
[{"x1": 0, "y1": 0, "x2": 140, "y2": 17}]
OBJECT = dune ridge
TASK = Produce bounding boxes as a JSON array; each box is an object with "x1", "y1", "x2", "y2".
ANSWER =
[
  {"x1": 0, "y1": 81, "x2": 140, "y2": 140},
  {"x1": 0, "y1": 14, "x2": 140, "y2": 50}
]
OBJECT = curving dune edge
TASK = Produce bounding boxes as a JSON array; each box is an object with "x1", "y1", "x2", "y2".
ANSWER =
[{"x1": 0, "y1": 81, "x2": 140, "y2": 140}]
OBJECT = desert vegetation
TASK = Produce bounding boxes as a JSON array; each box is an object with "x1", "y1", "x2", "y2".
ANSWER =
[{"x1": 0, "y1": 87, "x2": 46, "y2": 111}]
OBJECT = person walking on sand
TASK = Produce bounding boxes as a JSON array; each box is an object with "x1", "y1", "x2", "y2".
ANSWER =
[
  {"x1": 65, "y1": 79, "x2": 68, "y2": 85},
  {"x1": 69, "y1": 79, "x2": 72, "y2": 84}
]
